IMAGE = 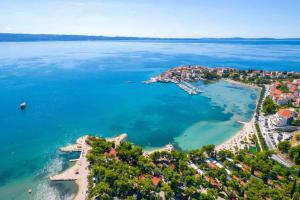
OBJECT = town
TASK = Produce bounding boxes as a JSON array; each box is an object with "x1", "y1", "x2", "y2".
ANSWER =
[
  {"x1": 80, "y1": 66, "x2": 300, "y2": 199},
  {"x1": 144, "y1": 65, "x2": 300, "y2": 95},
  {"x1": 52, "y1": 66, "x2": 300, "y2": 200},
  {"x1": 145, "y1": 65, "x2": 300, "y2": 167}
]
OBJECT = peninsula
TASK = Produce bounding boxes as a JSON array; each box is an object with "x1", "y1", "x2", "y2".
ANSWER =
[{"x1": 52, "y1": 133, "x2": 300, "y2": 200}]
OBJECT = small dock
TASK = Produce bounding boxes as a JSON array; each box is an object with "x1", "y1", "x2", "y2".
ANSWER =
[
  {"x1": 59, "y1": 136, "x2": 87, "y2": 152},
  {"x1": 49, "y1": 135, "x2": 90, "y2": 200},
  {"x1": 49, "y1": 164, "x2": 79, "y2": 181},
  {"x1": 107, "y1": 133, "x2": 128, "y2": 147}
]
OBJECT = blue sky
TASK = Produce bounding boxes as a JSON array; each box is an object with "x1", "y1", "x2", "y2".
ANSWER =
[{"x1": 1, "y1": 0, "x2": 299, "y2": 38}]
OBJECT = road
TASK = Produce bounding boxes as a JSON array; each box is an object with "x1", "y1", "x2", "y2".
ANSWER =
[{"x1": 257, "y1": 85, "x2": 294, "y2": 167}]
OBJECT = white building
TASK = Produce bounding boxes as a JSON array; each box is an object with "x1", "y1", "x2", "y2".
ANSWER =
[{"x1": 272, "y1": 108, "x2": 296, "y2": 127}]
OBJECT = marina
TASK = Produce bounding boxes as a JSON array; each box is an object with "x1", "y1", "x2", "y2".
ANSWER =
[{"x1": 175, "y1": 81, "x2": 203, "y2": 95}]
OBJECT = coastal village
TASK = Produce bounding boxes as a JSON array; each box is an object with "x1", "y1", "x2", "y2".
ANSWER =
[{"x1": 50, "y1": 66, "x2": 300, "y2": 200}]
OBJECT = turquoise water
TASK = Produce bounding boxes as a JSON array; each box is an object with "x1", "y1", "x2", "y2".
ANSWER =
[{"x1": 0, "y1": 41, "x2": 299, "y2": 199}]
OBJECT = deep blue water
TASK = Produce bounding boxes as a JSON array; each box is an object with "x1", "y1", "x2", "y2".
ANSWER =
[{"x1": 0, "y1": 41, "x2": 299, "y2": 199}]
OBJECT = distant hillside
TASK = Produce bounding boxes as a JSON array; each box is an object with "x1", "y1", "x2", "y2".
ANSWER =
[{"x1": 0, "y1": 33, "x2": 299, "y2": 44}]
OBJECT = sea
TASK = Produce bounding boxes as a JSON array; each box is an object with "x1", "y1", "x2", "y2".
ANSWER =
[{"x1": 0, "y1": 40, "x2": 300, "y2": 199}]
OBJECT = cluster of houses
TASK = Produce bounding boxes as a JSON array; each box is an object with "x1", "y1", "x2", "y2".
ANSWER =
[
  {"x1": 147, "y1": 66, "x2": 235, "y2": 83},
  {"x1": 147, "y1": 65, "x2": 300, "y2": 84},
  {"x1": 269, "y1": 80, "x2": 300, "y2": 127},
  {"x1": 239, "y1": 70, "x2": 293, "y2": 79},
  {"x1": 153, "y1": 65, "x2": 214, "y2": 83},
  {"x1": 269, "y1": 80, "x2": 300, "y2": 106}
]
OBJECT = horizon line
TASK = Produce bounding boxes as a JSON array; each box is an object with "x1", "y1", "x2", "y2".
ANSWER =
[{"x1": 1, "y1": 32, "x2": 300, "y2": 40}]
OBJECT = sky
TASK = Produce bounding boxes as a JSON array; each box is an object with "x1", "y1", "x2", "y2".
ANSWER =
[{"x1": 0, "y1": 0, "x2": 300, "y2": 38}]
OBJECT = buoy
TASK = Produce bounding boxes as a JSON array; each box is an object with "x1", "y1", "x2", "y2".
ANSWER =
[{"x1": 28, "y1": 188, "x2": 32, "y2": 194}]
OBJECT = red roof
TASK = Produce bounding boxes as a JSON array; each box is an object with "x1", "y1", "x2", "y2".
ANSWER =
[
  {"x1": 152, "y1": 176, "x2": 161, "y2": 186},
  {"x1": 278, "y1": 109, "x2": 294, "y2": 118},
  {"x1": 212, "y1": 180, "x2": 222, "y2": 189},
  {"x1": 207, "y1": 162, "x2": 217, "y2": 169},
  {"x1": 204, "y1": 176, "x2": 211, "y2": 182},
  {"x1": 109, "y1": 148, "x2": 117, "y2": 157},
  {"x1": 270, "y1": 88, "x2": 283, "y2": 96}
]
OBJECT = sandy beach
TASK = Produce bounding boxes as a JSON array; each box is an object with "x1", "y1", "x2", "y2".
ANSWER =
[
  {"x1": 223, "y1": 78, "x2": 261, "y2": 90},
  {"x1": 216, "y1": 117, "x2": 256, "y2": 152},
  {"x1": 143, "y1": 144, "x2": 174, "y2": 157},
  {"x1": 215, "y1": 79, "x2": 261, "y2": 152}
]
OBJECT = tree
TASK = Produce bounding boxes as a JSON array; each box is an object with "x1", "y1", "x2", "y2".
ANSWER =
[
  {"x1": 262, "y1": 96, "x2": 277, "y2": 115},
  {"x1": 201, "y1": 144, "x2": 215, "y2": 157},
  {"x1": 244, "y1": 178, "x2": 267, "y2": 199},
  {"x1": 293, "y1": 192, "x2": 300, "y2": 200},
  {"x1": 161, "y1": 183, "x2": 173, "y2": 199},
  {"x1": 93, "y1": 182, "x2": 112, "y2": 199},
  {"x1": 289, "y1": 145, "x2": 300, "y2": 164},
  {"x1": 290, "y1": 179, "x2": 297, "y2": 197},
  {"x1": 278, "y1": 141, "x2": 291, "y2": 153},
  {"x1": 277, "y1": 83, "x2": 289, "y2": 93},
  {"x1": 218, "y1": 150, "x2": 233, "y2": 161},
  {"x1": 189, "y1": 149, "x2": 205, "y2": 162}
]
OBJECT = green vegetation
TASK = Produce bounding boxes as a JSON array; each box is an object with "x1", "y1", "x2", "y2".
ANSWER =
[
  {"x1": 262, "y1": 96, "x2": 278, "y2": 115},
  {"x1": 256, "y1": 85, "x2": 266, "y2": 115},
  {"x1": 278, "y1": 141, "x2": 291, "y2": 153},
  {"x1": 249, "y1": 146, "x2": 258, "y2": 153},
  {"x1": 202, "y1": 71, "x2": 220, "y2": 80},
  {"x1": 288, "y1": 145, "x2": 300, "y2": 165},
  {"x1": 291, "y1": 118, "x2": 300, "y2": 126},
  {"x1": 255, "y1": 122, "x2": 268, "y2": 151},
  {"x1": 86, "y1": 136, "x2": 300, "y2": 199},
  {"x1": 277, "y1": 83, "x2": 290, "y2": 93},
  {"x1": 277, "y1": 141, "x2": 300, "y2": 165}
]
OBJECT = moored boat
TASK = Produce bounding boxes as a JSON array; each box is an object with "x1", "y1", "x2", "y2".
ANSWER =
[{"x1": 20, "y1": 101, "x2": 26, "y2": 110}]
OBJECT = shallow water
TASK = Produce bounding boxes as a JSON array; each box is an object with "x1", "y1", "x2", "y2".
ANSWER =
[{"x1": 0, "y1": 41, "x2": 299, "y2": 199}]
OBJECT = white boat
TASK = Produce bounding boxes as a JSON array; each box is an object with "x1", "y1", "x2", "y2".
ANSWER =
[{"x1": 20, "y1": 101, "x2": 26, "y2": 110}]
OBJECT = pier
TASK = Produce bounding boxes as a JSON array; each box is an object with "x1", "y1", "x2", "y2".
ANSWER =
[
  {"x1": 50, "y1": 135, "x2": 90, "y2": 200},
  {"x1": 174, "y1": 81, "x2": 203, "y2": 95},
  {"x1": 107, "y1": 133, "x2": 128, "y2": 147},
  {"x1": 59, "y1": 136, "x2": 86, "y2": 152},
  {"x1": 50, "y1": 134, "x2": 128, "y2": 200}
]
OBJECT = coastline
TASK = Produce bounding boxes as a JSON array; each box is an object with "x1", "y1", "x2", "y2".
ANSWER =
[
  {"x1": 49, "y1": 134, "x2": 128, "y2": 200},
  {"x1": 217, "y1": 79, "x2": 261, "y2": 152},
  {"x1": 216, "y1": 117, "x2": 256, "y2": 152},
  {"x1": 49, "y1": 79, "x2": 262, "y2": 199},
  {"x1": 222, "y1": 78, "x2": 261, "y2": 90},
  {"x1": 49, "y1": 135, "x2": 91, "y2": 200},
  {"x1": 143, "y1": 144, "x2": 174, "y2": 157}
]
